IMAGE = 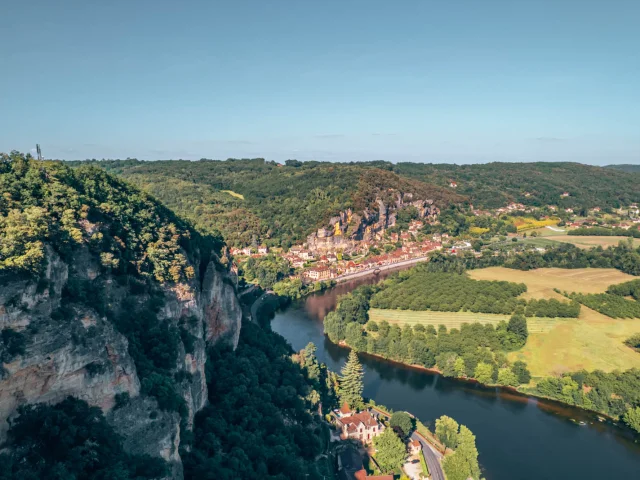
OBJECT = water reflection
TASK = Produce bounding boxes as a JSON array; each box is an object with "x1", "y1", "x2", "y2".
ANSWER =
[{"x1": 271, "y1": 268, "x2": 640, "y2": 480}]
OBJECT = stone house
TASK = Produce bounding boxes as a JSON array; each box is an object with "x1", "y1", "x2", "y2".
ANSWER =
[{"x1": 335, "y1": 404, "x2": 384, "y2": 444}]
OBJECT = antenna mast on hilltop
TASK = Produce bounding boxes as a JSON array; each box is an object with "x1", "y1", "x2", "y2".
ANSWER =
[{"x1": 36, "y1": 144, "x2": 43, "y2": 160}]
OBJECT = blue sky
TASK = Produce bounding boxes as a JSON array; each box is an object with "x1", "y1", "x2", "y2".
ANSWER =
[{"x1": 1, "y1": 0, "x2": 639, "y2": 164}]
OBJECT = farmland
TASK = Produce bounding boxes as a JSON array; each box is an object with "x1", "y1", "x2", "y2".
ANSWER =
[
  {"x1": 369, "y1": 309, "x2": 559, "y2": 334},
  {"x1": 373, "y1": 267, "x2": 640, "y2": 378},
  {"x1": 510, "y1": 216, "x2": 559, "y2": 232},
  {"x1": 542, "y1": 235, "x2": 640, "y2": 249}
]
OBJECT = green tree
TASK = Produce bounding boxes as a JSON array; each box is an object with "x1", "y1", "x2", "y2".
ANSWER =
[
  {"x1": 0, "y1": 397, "x2": 166, "y2": 479},
  {"x1": 474, "y1": 362, "x2": 493, "y2": 384},
  {"x1": 373, "y1": 428, "x2": 406, "y2": 473},
  {"x1": 389, "y1": 411, "x2": 413, "y2": 437},
  {"x1": 339, "y1": 350, "x2": 364, "y2": 410},
  {"x1": 497, "y1": 367, "x2": 519, "y2": 387},
  {"x1": 442, "y1": 425, "x2": 481, "y2": 480},
  {"x1": 454, "y1": 356, "x2": 467, "y2": 377},
  {"x1": 623, "y1": 406, "x2": 640, "y2": 433},
  {"x1": 507, "y1": 314, "x2": 528, "y2": 345},
  {"x1": 435, "y1": 415, "x2": 459, "y2": 449},
  {"x1": 302, "y1": 342, "x2": 321, "y2": 382},
  {"x1": 512, "y1": 361, "x2": 532, "y2": 384}
]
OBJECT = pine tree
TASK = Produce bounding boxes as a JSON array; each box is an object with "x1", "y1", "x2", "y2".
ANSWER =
[{"x1": 339, "y1": 350, "x2": 364, "y2": 409}]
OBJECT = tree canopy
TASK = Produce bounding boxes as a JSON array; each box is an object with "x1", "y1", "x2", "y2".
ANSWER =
[
  {"x1": 0, "y1": 397, "x2": 166, "y2": 480},
  {"x1": 373, "y1": 428, "x2": 406, "y2": 473}
]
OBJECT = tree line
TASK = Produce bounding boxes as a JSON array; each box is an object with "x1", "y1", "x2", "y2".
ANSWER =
[
  {"x1": 563, "y1": 292, "x2": 640, "y2": 319},
  {"x1": 569, "y1": 227, "x2": 640, "y2": 238},
  {"x1": 368, "y1": 267, "x2": 579, "y2": 318},
  {"x1": 325, "y1": 286, "x2": 532, "y2": 387},
  {"x1": 533, "y1": 369, "x2": 640, "y2": 434}
]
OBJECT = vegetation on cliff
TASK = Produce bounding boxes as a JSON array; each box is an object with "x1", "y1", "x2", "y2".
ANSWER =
[
  {"x1": 1, "y1": 151, "x2": 220, "y2": 281},
  {"x1": 183, "y1": 322, "x2": 335, "y2": 479},
  {"x1": 0, "y1": 397, "x2": 166, "y2": 479}
]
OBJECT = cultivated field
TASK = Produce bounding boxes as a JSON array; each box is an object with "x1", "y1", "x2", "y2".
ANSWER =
[
  {"x1": 468, "y1": 267, "x2": 635, "y2": 300},
  {"x1": 369, "y1": 309, "x2": 559, "y2": 334},
  {"x1": 541, "y1": 235, "x2": 640, "y2": 249},
  {"x1": 470, "y1": 268, "x2": 640, "y2": 377},
  {"x1": 373, "y1": 267, "x2": 640, "y2": 378}
]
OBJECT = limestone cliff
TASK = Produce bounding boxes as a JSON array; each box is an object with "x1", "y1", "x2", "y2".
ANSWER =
[
  {"x1": 0, "y1": 246, "x2": 242, "y2": 479},
  {"x1": 306, "y1": 193, "x2": 440, "y2": 252}
]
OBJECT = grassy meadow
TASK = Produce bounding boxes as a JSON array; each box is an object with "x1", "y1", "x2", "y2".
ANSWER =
[
  {"x1": 372, "y1": 267, "x2": 640, "y2": 378},
  {"x1": 542, "y1": 235, "x2": 640, "y2": 249}
]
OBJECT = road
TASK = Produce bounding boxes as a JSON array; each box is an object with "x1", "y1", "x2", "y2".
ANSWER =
[
  {"x1": 369, "y1": 406, "x2": 445, "y2": 480},
  {"x1": 411, "y1": 432, "x2": 445, "y2": 480},
  {"x1": 313, "y1": 255, "x2": 431, "y2": 285},
  {"x1": 250, "y1": 290, "x2": 273, "y2": 323}
]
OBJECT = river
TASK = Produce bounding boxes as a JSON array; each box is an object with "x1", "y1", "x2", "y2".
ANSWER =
[{"x1": 270, "y1": 267, "x2": 640, "y2": 480}]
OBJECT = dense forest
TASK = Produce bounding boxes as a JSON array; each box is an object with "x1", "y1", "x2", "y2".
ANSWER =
[
  {"x1": 1, "y1": 151, "x2": 219, "y2": 281},
  {"x1": 183, "y1": 322, "x2": 335, "y2": 479},
  {"x1": 0, "y1": 397, "x2": 166, "y2": 480},
  {"x1": 563, "y1": 292, "x2": 640, "y2": 319},
  {"x1": 69, "y1": 158, "x2": 463, "y2": 248},
  {"x1": 324, "y1": 285, "x2": 532, "y2": 386},
  {"x1": 395, "y1": 161, "x2": 640, "y2": 210},
  {"x1": 66, "y1": 158, "x2": 640, "y2": 247},
  {"x1": 425, "y1": 240, "x2": 640, "y2": 277},
  {"x1": 369, "y1": 266, "x2": 580, "y2": 318}
]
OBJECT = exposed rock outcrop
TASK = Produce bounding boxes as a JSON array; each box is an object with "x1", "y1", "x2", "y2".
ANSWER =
[
  {"x1": 0, "y1": 246, "x2": 242, "y2": 479},
  {"x1": 306, "y1": 193, "x2": 440, "y2": 252}
]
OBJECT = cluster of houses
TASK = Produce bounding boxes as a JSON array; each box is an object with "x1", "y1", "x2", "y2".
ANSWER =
[{"x1": 301, "y1": 239, "x2": 443, "y2": 282}]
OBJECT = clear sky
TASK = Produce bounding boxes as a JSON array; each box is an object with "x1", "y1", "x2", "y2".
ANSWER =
[{"x1": 1, "y1": 0, "x2": 639, "y2": 164}]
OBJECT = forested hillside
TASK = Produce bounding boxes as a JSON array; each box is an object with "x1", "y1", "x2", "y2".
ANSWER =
[
  {"x1": 70, "y1": 158, "x2": 463, "y2": 248},
  {"x1": 0, "y1": 151, "x2": 334, "y2": 479},
  {"x1": 394, "y1": 162, "x2": 640, "y2": 209},
  {"x1": 606, "y1": 164, "x2": 640, "y2": 173},
  {"x1": 68, "y1": 158, "x2": 640, "y2": 248}
]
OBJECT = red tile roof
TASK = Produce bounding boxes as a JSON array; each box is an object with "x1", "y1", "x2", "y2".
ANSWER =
[{"x1": 340, "y1": 411, "x2": 380, "y2": 432}]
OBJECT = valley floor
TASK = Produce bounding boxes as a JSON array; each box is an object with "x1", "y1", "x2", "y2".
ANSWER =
[{"x1": 373, "y1": 267, "x2": 640, "y2": 378}]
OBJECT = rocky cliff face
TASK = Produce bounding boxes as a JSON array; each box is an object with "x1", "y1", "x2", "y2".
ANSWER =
[
  {"x1": 0, "y1": 245, "x2": 242, "y2": 479},
  {"x1": 306, "y1": 193, "x2": 440, "y2": 252}
]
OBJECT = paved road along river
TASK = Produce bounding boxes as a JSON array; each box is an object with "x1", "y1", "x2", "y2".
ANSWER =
[{"x1": 270, "y1": 265, "x2": 640, "y2": 480}]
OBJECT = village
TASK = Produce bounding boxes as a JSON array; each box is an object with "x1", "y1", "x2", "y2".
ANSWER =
[
  {"x1": 231, "y1": 219, "x2": 445, "y2": 283},
  {"x1": 231, "y1": 194, "x2": 640, "y2": 291}
]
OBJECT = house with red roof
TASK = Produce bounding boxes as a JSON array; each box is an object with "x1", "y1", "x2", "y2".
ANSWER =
[{"x1": 335, "y1": 406, "x2": 384, "y2": 444}]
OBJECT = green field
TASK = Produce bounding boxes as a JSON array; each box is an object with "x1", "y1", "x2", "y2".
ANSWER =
[
  {"x1": 369, "y1": 309, "x2": 560, "y2": 333},
  {"x1": 372, "y1": 268, "x2": 640, "y2": 378}
]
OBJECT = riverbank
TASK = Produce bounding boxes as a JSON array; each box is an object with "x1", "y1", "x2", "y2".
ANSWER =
[
  {"x1": 270, "y1": 273, "x2": 640, "y2": 480},
  {"x1": 327, "y1": 255, "x2": 430, "y2": 284},
  {"x1": 337, "y1": 339, "x2": 633, "y2": 425}
]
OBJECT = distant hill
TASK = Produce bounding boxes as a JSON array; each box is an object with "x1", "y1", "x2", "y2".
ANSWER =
[
  {"x1": 394, "y1": 161, "x2": 640, "y2": 210},
  {"x1": 68, "y1": 159, "x2": 640, "y2": 247},
  {"x1": 606, "y1": 164, "x2": 640, "y2": 173},
  {"x1": 69, "y1": 159, "x2": 465, "y2": 248}
]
